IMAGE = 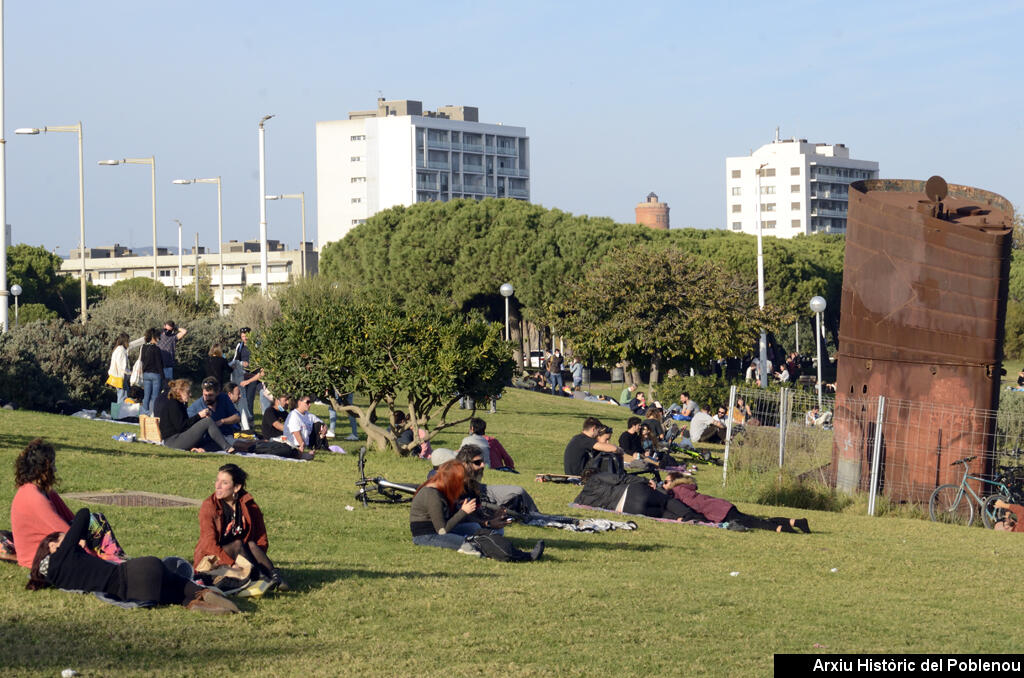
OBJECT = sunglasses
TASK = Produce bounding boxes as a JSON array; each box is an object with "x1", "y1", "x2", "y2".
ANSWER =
[{"x1": 471, "y1": 459, "x2": 485, "y2": 466}]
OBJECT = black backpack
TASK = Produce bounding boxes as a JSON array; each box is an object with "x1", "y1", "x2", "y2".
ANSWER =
[
  {"x1": 584, "y1": 451, "x2": 624, "y2": 477},
  {"x1": 467, "y1": 529, "x2": 532, "y2": 562}
]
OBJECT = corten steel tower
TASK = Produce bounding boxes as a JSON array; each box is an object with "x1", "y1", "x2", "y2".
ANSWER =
[
  {"x1": 833, "y1": 177, "x2": 1014, "y2": 503},
  {"x1": 635, "y1": 192, "x2": 669, "y2": 230}
]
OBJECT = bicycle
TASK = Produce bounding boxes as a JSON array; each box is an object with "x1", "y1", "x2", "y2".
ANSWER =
[
  {"x1": 353, "y1": 446, "x2": 417, "y2": 507},
  {"x1": 929, "y1": 455, "x2": 1013, "y2": 528}
]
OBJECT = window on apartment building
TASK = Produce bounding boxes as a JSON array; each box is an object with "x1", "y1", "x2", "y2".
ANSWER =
[
  {"x1": 351, "y1": 219, "x2": 366, "y2": 225},
  {"x1": 350, "y1": 135, "x2": 366, "y2": 141},
  {"x1": 761, "y1": 203, "x2": 776, "y2": 212},
  {"x1": 731, "y1": 204, "x2": 742, "y2": 213},
  {"x1": 731, "y1": 187, "x2": 742, "y2": 196},
  {"x1": 732, "y1": 222, "x2": 742, "y2": 231},
  {"x1": 351, "y1": 177, "x2": 366, "y2": 183},
  {"x1": 350, "y1": 156, "x2": 361, "y2": 162},
  {"x1": 760, "y1": 185, "x2": 775, "y2": 194},
  {"x1": 791, "y1": 167, "x2": 800, "y2": 176},
  {"x1": 761, "y1": 220, "x2": 776, "y2": 229},
  {"x1": 351, "y1": 197, "x2": 362, "y2": 203},
  {"x1": 791, "y1": 184, "x2": 800, "y2": 193},
  {"x1": 731, "y1": 169, "x2": 741, "y2": 178},
  {"x1": 792, "y1": 219, "x2": 801, "y2": 228},
  {"x1": 757, "y1": 168, "x2": 776, "y2": 177},
  {"x1": 791, "y1": 202, "x2": 800, "y2": 210}
]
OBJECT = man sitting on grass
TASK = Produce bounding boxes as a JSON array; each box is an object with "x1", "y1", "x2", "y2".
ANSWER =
[
  {"x1": 185, "y1": 378, "x2": 241, "y2": 448},
  {"x1": 688, "y1": 405, "x2": 726, "y2": 444},
  {"x1": 563, "y1": 417, "x2": 621, "y2": 476}
]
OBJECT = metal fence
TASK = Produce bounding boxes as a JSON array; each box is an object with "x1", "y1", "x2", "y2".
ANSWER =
[{"x1": 720, "y1": 385, "x2": 1024, "y2": 516}]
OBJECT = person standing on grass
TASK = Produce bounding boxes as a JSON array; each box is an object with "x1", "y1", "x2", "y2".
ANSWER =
[
  {"x1": 548, "y1": 349, "x2": 564, "y2": 395},
  {"x1": 140, "y1": 328, "x2": 165, "y2": 417},
  {"x1": 570, "y1": 356, "x2": 584, "y2": 391},
  {"x1": 106, "y1": 333, "x2": 131, "y2": 405},
  {"x1": 157, "y1": 320, "x2": 187, "y2": 382}
]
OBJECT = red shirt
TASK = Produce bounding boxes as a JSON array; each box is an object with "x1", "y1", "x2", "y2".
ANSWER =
[{"x1": 10, "y1": 484, "x2": 75, "y2": 568}]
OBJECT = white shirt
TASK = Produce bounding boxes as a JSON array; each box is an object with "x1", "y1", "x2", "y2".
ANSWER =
[
  {"x1": 459, "y1": 433, "x2": 492, "y2": 468},
  {"x1": 284, "y1": 409, "x2": 322, "y2": 447}
]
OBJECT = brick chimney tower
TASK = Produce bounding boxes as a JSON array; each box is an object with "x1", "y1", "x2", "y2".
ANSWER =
[{"x1": 635, "y1": 192, "x2": 669, "y2": 230}]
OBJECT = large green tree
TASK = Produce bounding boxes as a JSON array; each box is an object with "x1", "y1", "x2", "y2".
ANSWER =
[
  {"x1": 6, "y1": 244, "x2": 102, "y2": 320},
  {"x1": 544, "y1": 244, "x2": 788, "y2": 386},
  {"x1": 253, "y1": 293, "x2": 514, "y2": 454}
]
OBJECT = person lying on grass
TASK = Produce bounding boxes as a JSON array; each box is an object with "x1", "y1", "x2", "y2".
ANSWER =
[
  {"x1": 194, "y1": 464, "x2": 288, "y2": 595},
  {"x1": 574, "y1": 468, "x2": 701, "y2": 521},
  {"x1": 155, "y1": 378, "x2": 235, "y2": 453},
  {"x1": 662, "y1": 472, "x2": 810, "y2": 533},
  {"x1": 9, "y1": 438, "x2": 126, "y2": 568},
  {"x1": 28, "y1": 508, "x2": 238, "y2": 615}
]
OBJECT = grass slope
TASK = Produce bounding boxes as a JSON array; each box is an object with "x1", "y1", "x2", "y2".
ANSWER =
[{"x1": 0, "y1": 389, "x2": 1019, "y2": 677}]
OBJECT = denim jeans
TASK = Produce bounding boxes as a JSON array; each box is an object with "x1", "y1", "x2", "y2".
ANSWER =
[
  {"x1": 162, "y1": 367, "x2": 174, "y2": 381},
  {"x1": 550, "y1": 372, "x2": 564, "y2": 394},
  {"x1": 142, "y1": 372, "x2": 161, "y2": 416},
  {"x1": 412, "y1": 533, "x2": 467, "y2": 550},
  {"x1": 115, "y1": 388, "x2": 127, "y2": 405}
]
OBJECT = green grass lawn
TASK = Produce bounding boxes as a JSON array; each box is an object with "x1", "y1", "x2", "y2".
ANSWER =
[{"x1": 0, "y1": 388, "x2": 1021, "y2": 677}]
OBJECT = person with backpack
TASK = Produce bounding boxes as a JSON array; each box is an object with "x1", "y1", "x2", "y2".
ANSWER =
[{"x1": 573, "y1": 468, "x2": 700, "y2": 520}]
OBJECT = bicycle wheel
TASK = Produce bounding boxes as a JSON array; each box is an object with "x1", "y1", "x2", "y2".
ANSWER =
[
  {"x1": 929, "y1": 484, "x2": 974, "y2": 526},
  {"x1": 982, "y1": 493, "x2": 1011, "y2": 529}
]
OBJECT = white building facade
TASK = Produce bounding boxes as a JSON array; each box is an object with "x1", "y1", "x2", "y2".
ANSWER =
[
  {"x1": 315, "y1": 98, "x2": 530, "y2": 247},
  {"x1": 725, "y1": 138, "x2": 879, "y2": 238}
]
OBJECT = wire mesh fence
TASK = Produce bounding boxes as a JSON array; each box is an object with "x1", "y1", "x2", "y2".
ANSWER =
[{"x1": 721, "y1": 385, "x2": 1024, "y2": 519}]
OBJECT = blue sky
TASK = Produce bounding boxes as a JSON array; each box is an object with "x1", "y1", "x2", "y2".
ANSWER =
[{"x1": 5, "y1": 0, "x2": 1022, "y2": 254}]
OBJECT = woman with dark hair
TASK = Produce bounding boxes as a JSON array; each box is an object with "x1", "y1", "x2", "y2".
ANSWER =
[
  {"x1": 193, "y1": 464, "x2": 286, "y2": 595},
  {"x1": 154, "y1": 379, "x2": 235, "y2": 452},
  {"x1": 27, "y1": 508, "x2": 237, "y2": 614},
  {"x1": 663, "y1": 472, "x2": 810, "y2": 533},
  {"x1": 409, "y1": 460, "x2": 481, "y2": 554},
  {"x1": 10, "y1": 439, "x2": 125, "y2": 568},
  {"x1": 204, "y1": 342, "x2": 232, "y2": 387},
  {"x1": 106, "y1": 333, "x2": 131, "y2": 405},
  {"x1": 140, "y1": 328, "x2": 164, "y2": 416}
]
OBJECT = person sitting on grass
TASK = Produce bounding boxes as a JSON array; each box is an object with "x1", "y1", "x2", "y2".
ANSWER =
[
  {"x1": 284, "y1": 395, "x2": 327, "y2": 455},
  {"x1": 804, "y1": 405, "x2": 833, "y2": 428},
  {"x1": 663, "y1": 472, "x2": 810, "y2": 533},
  {"x1": 409, "y1": 460, "x2": 484, "y2": 556},
  {"x1": 573, "y1": 468, "x2": 701, "y2": 520},
  {"x1": 194, "y1": 463, "x2": 287, "y2": 595},
  {"x1": 456, "y1": 444, "x2": 539, "y2": 518},
  {"x1": 473, "y1": 418, "x2": 516, "y2": 471},
  {"x1": 27, "y1": 508, "x2": 238, "y2": 615},
  {"x1": 618, "y1": 417, "x2": 644, "y2": 459},
  {"x1": 688, "y1": 405, "x2": 726, "y2": 444},
  {"x1": 563, "y1": 417, "x2": 622, "y2": 476},
  {"x1": 10, "y1": 439, "x2": 126, "y2": 568},
  {"x1": 155, "y1": 379, "x2": 235, "y2": 453},
  {"x1": 186, "y1": 377, "x2": 241, "y2": 442},
  {"x1": 260, "y1": 393, "x2": 290, "y2": 440}
]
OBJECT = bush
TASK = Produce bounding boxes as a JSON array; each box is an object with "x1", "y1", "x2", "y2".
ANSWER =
[
  {"x1": 658, "y1": 374, "x2": 738, "y2": 411},
  {"x1": 229, "y1": 292, "x2": 281, "y2": 335},
  {"x1": 15, "y1": 303, "x2": 58, "y2": 324}
]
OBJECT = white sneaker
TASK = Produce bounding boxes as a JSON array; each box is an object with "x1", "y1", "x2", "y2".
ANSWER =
[
  {"x1": 457, "y1": 542, "x2": 482, "y2": 557},
  {"x1": 345, "y1": 433, "x2": 359, "y2": 441},
  {"x1": 325, "y1": 430, "x2": 336, "y2": 438}
]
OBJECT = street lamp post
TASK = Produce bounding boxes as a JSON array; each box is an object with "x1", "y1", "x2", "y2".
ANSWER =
[
  {"x1": 16, "y1": 123, "x2": 87, "y2": 323},
  {"x1": 258, "y1": 114, "x2": 274, "y2": 294},
  {"x1": 172, "y1": 177, "x2": 223, "y2": 313},
  {"x1": 173, "y1": 218, "x2": 182, "y2": 293},
  {"x1": 9, "y1": 283, "x2": 19, "y2": 326},
  {"x1": 499, "y1": 282, "x2": 514, "y2": 341},
  {"x1": 266, "y1": 192, "x2": 306, "y2": 277},
  {"x1": 755, "y1": 161, "x2": 769, "y2": 387},
  {"x1": 810, "y1": 295, "x2": 827, "y2": 409},
  {"x1": 99, "y1": 156, "x2": 157, "y2": 281}
]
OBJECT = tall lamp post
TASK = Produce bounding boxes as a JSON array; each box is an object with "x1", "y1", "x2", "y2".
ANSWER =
[
  {"x1": 258, "y1": 114, "x2": 274, "y2": 294},
  {"x1": 15, "y1": 123, "x2": 87, "y2": 323},
  {"x1": 755, "y1": 161, "x2": 769, "y2": 386},
  {"x1": 810, "y1": 295, "x2": 827, "y2": 409},
  {"x1": 499, "y1": 282, "x2": 514, "y2": 341},
  {"x1": 173, "y1": 218, "x2": 183, "y2": 293},
  {"x1": 9, "y1": 282, "x2": 19, "y2": 326},
  {"x1": 99, "y1": 156, "x2": 157, "y2": 281},
  {"x1": 172, "y1": 177, "x2": 223, "y2": 313},
  {"x1": 266, "y1": 192, "x2": 306, "y2": 277}
]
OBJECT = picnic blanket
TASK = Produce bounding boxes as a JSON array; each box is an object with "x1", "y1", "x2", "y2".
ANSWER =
[
  {"x1": 519, "y1": 512, "x2": 637, "y2": 532},
  {"x1": 110, "y1": 434, "x2": 348, "y2": 462},
  {"x1": 569, "y1": 502, "x2": 725, "y2": 529}
]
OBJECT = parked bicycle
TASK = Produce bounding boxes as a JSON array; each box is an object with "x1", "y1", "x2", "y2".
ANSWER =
[{"x1": 929, "y1": 455, "x2": 1013, "y2": 528}]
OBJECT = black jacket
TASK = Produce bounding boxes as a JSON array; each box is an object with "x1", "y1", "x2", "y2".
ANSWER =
[
  {"x1": 573, "y1": 472, "x2": 646, "y2": 510},
  {"x1": 154, "y1": 394, "x2": 201, "y2": 439}
]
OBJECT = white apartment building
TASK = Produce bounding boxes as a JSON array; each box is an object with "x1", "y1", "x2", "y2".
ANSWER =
[
  {"x1": 59, "y1": 240, "x2": 316, "y2": 309},
  {"x1": 315, "y1": 98, "x2": 530, "y2": 247},
  {"x1": 725, "y1": 137, "x2": 879, "y2": 238}
]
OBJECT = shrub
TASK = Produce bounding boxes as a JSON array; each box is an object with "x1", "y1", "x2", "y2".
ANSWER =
[
  {"x1": 659, "y1": 374, "x2": 737, "y2": 411},
  {"x1": 15, "y1": 303, "x2": 58, "y2": 324}
]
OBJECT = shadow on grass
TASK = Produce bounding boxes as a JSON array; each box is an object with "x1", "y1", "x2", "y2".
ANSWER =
[
  {"x1": 517, "y1": 537, "x2": 668, "y2": 553},
  {"x1": 290, "y1": 567, "x2": 491, "y2": 591}
]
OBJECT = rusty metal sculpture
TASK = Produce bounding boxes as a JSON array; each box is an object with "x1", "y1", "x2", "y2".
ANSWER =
[{"x1": 833, "y1": 177, "x2": 1014, "y2": 503}]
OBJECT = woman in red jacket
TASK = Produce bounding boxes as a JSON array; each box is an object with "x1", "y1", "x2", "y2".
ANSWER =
[
  {"x1": 663, "y1": 472, "x2": 810, "y2": 533},
  {"x1": 194, "y1": 463, "x2": 287, "y2": 594}
]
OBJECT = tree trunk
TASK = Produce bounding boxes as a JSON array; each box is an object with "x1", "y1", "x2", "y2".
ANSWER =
[
  {"x1": 509, "y1": 302, "x2": 524, "y2": 370},
  {"x1": 630, "y1": 365, "x2": 643, "y2": 389},
  {"x1": 648, "y1": 351, "x2": 661, "y2": 398}
]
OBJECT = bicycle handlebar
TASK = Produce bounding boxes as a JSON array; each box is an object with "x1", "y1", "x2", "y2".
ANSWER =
[{"x1": 951, "y1": 456, "x2": 977, "y2": 466}]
